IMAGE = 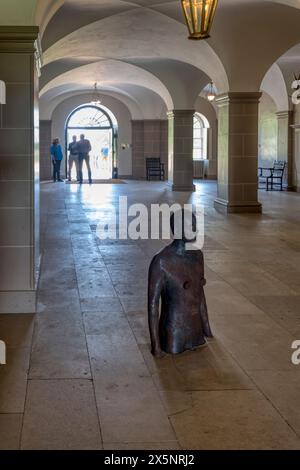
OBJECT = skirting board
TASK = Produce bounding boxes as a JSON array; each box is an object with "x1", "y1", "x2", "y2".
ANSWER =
[
  {"x1": 214, "y1": 198, "x2": 262, "y2": 214},
  {"x1": 0, "y1": 291, "x2": 36, "y2": 314}
]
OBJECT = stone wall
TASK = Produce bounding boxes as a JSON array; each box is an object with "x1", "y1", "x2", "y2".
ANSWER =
[{"x1": 132, "y1": 120, "x2": 168, "y2": 179}]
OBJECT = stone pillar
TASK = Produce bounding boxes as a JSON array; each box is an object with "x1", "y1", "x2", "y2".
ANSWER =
[
  {"x1": 168, "y1": 110, "x2": 195, "y2": 192},
  {"x1": 40, "y1": 120, "x2": 52, "y2": 181},
  {"x1": 215, "y1": 92, "x2": 262, "y2": 213},
  {"x1": 276, "y1": 110, "x2": 294, "y2": 190},
  {"x1": 0, "y1": 26, "x2": 40, "y2": 313},
  {"x1": 207, "y1": 121, "x2": 218, "y2": 179}
]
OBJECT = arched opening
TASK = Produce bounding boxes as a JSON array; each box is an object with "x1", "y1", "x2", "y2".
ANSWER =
[
  {"x1": 193, "y1": 112, "x2": 210, "y2": 161},
  {"x1": 65, "y1": 104, "x2": 118, "y2": 181},
  {"x1": 0, "y1": 80, "x2": 6, "y2": 104},
  {"x1": 193, "y1": 112, "x2": 211, "y2": 180},
  {"x1": 259, "y1": 57, "x2": 294, "y2": 191},
  {"x1": 258, "y1": 92, "x2": 278, "y2": 172}
]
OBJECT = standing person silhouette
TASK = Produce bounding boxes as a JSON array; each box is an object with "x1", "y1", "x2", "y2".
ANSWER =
[
  {"x1": 68, "y1": 135, "x2": 80, "y2": 182},
  {"x1": 50, "y1": 138, "x2": 64, "y2": 183},
  {"x1": 78, "y1": 134, "x2": 92, "y2": 184}
]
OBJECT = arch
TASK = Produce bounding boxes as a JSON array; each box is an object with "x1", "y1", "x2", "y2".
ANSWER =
[
  {"x1": 206, "y1": 0, "x2": 300, "y2": 91},
  {"x1": 42, "y1": 7, "x2": 229, "y2": 95},
  {"x1": 0, "y1": 80, "x2": 6, "y2": 104},
  {"x1": 194, "y1": 96, "x2": 218, "y2": 178},
  {"x1": 0, "y1": 340, "x2": 6, "y2": 365},
  {"x1": 65, "y1": 104, "x2": 118, "y2": 180},
  {"x1": 35, "y1": 0, "x2": 64, "y2": 34},
  {"x1": 258, "y1": 92, "x2": 278, "y2": 170},
  {"x1": 50, "y1": 93, "x2": 133, "y2": 178},
  {"x1": 40, "y1": 0, "x2": 136, "y2": 50},
  {"x1": 195, "y1": 112, "x2": 210, "y2": 129},
  {"x1": 193, "y1": 113, "x2": 210, "y2": 161},
  {"x1": 40, "y1": 59, "x2": 174, "y2": 112},
  {"x1": 276, "y1": 42, "x2": 300, "y2": 110},
  {"x1": 66, "y1": 104, "x2": 116, "y2": 130},
  {"x1": 260, "y1": 63, "x2": 289, "y2": 112},
  {"x1": 265, "y1": 0, "x2": 300, "y2": 8},
  {"x1": 124, "y1": 58, "x2": 211, "y2": 110},
  {"x1": 40, "y1": 89, "x2": 143, "y2": 121}
]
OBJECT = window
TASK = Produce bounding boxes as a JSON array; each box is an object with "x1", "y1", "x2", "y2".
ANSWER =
[
  {"x1": 193, "y1": 113, "x2": 209, "y2": 160},
  {"x1": 68, "y1": 106, "x2": 111, "y2": 129},
  {"x1": 0, "y1": 80, "x2": 6, "y2": 104}
]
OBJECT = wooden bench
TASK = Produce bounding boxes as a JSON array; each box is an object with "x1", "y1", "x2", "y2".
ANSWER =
[
  {"x1": 258, "y1": 160, "x2": 286, "y2": 191},
  {"x1": 146, "y1": 158, "x2": 165, "y2": 181}
]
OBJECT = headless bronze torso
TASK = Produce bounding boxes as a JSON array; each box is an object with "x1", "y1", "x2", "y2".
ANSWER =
[{"x1": 148, "y1": 239, "x2": 213, "y2": 357}]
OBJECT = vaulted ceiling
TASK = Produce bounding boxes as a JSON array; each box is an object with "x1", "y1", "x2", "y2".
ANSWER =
[{"x1": 1, "y1": 0, "x2": 299, "y2": 118}]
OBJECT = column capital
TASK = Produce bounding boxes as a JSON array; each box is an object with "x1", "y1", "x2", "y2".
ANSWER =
[
  {"x1": 167, "y1": 109, "x2": 195, "y2": 118},
  {"x1": 0, "y1": 26, "x2": 39, "y2": 53},
  {"x1": 216, "y1": 92, "x2": 262, "y2": 107},
  {"x1": 276, "y1": 110, "x2": 294, "y2": 120}
]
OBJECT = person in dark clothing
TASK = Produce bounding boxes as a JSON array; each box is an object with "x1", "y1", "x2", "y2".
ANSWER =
[
  {"x1": 68, "y1": 135, "x2": 80, "y2": 182},
  {"x1": 78, "y1": 134, "x2": 92, "y2": 184},
  {"x1": 50, "y1": 138, "x2": 64, "y2": 182}
]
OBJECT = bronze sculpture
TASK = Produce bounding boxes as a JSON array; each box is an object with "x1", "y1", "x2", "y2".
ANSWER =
[{"x1": 148, "y1": 211, "x2": 213, "y2": 357}]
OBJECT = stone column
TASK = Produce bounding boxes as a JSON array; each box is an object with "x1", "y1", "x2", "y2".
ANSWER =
[
  {"x1": 40, "y1": 120, "x2": 52, "y2": 181},
  {"x1": 215, "y1": 92, "x2": 262, "y2": 213},
  {"x1": 276, "y1": 110, "x2": 294, "y2": 190},
  {"x1": 168, "y1": 110, "x2": 195, "y2": 192},
  {"x1": 0, "y1": 26, "x2": 40, "y2": 313}
]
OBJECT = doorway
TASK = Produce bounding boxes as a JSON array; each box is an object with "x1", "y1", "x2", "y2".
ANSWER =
[{"x1": 65, "y1": 105, "x2": 118, "y2": 181}]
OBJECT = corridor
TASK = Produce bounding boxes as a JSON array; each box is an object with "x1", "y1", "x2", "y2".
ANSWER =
[{"x1": 1, "y1": 181, "x2": 300, "y2": 450}]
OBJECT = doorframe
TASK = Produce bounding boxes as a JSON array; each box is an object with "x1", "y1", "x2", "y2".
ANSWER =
[{"x1": 64, "y1": 104, "x2": 118, "y2": 179}]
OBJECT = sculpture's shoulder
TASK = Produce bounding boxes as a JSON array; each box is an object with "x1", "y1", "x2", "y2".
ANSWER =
[
  {"x1": 149, "y1": 245, "x2": 205, "y2": 274},
  {"x1": 149, "y1": 245, "x2": 172, "y2": 273},
  {"x1": 190, "y1": 249, "x2": 204, "y2": 261},
  {"x1": 183, "y1": 248, "x2": 205, "y2": 270}
]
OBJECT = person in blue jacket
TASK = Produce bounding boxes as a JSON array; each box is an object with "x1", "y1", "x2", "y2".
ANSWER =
[{"x1": 50, "y1": 138, "x2": 64, "y2": 182}]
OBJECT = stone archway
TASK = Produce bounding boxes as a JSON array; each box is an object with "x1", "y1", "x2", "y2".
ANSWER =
[{"x1": 65, "y1": 104, "x2": 118, "y2": 181}]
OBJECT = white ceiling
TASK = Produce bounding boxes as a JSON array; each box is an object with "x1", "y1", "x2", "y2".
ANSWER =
[{"x1": 24, "y1": 0, "x2": 299, "y2": 116}]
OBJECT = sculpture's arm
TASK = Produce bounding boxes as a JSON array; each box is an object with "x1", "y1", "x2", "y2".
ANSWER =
[
  {"x1": 148, "y1": 256, "x2": 164, "y2": 357},
  {"x1": 200, "y1": 294, "x2": 213, "y2": 338},
  {"x1": 199, "y1": 251, "x2": 213, "y2": 339}
]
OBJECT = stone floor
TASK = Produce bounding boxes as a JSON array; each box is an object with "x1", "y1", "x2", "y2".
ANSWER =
[{"x1": 1, "y1": 180, "x2": 300, "y2": 450}]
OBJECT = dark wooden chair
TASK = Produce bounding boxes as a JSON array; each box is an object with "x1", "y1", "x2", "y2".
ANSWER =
[
  {"x1": 146, "y1": 158, "x2": 165, "y2": 181},
  {"x1": 258, "y1": 161, "x2": 286, "y2": 191}
]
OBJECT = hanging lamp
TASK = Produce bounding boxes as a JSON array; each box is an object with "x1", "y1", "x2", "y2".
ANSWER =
[
  {"x1": 91, "y1": 82, "x2": 102, "y2": 106},
  {"x1": 181, "y1": 0, "x2": 219, "y2": 40},
  {"x1": 207, "y1": 82, "x2": 216, "y2": 102}
]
